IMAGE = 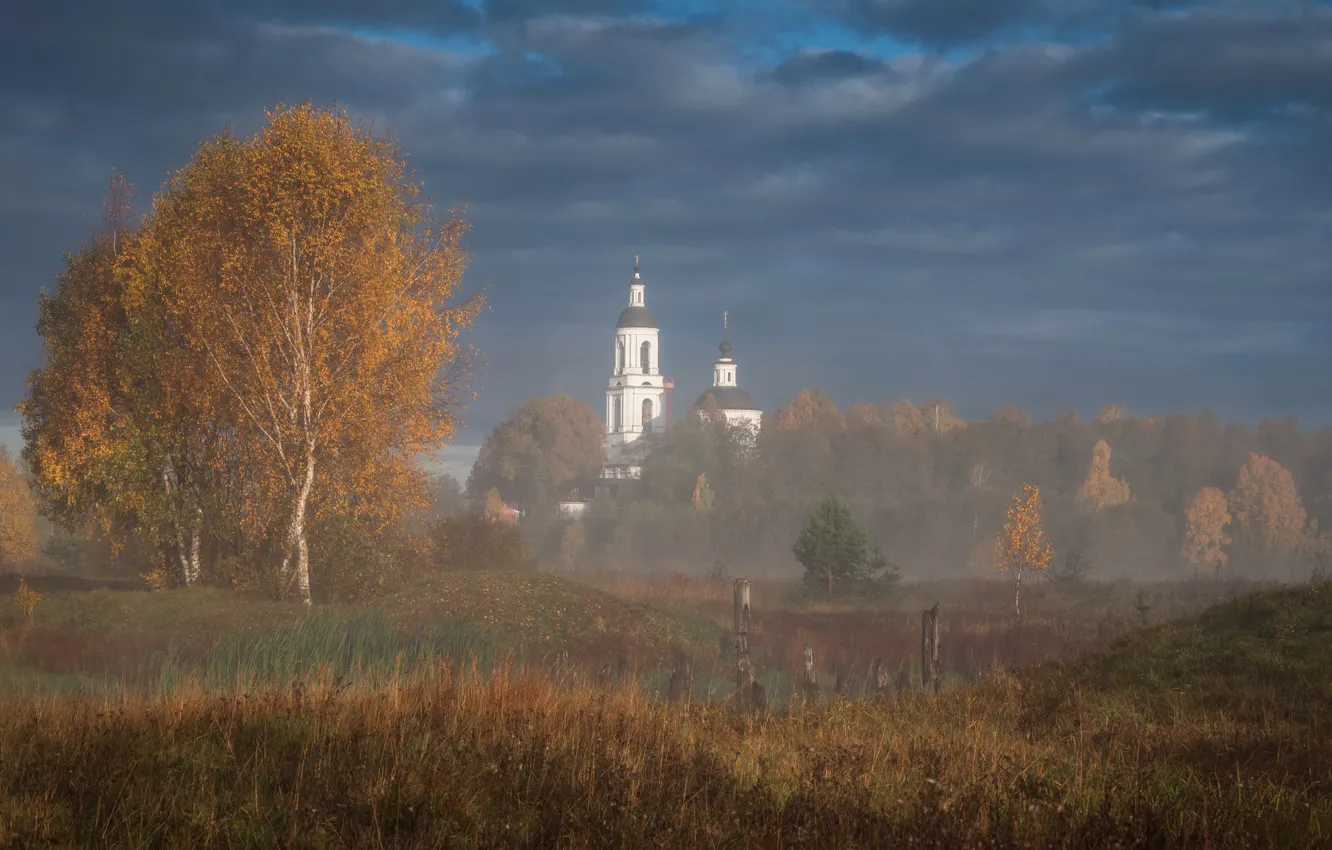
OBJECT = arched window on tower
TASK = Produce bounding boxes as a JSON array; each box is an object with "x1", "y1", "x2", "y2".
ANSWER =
[
  {"x1": 613, "y1": 396, "x2": 622, "y2": 432},
  {"x1": 641, "y1": 341, "x2": 651, "y2": 374},
  {"x1": 642, "y1": 398, "x2": 654, "y2": 433},
  {"x1": 617, "y1": 340, "x2": 625, "y2": 373}
]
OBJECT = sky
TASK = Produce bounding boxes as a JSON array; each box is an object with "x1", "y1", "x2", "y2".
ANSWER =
[{"x1": 2, "y1": 0, "x2": 1330, "y2": 480}]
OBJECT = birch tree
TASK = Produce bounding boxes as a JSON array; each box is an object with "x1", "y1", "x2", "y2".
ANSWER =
[
  {"x1": 1182, "y1": 486, "x2": 1230, "y2": 579},
  {"x1": 995, "y1": 483, "x2": 1053, "y2": 619},
  {"x1": 140, "y1": 104, "x2": 480, "y2": 604},
  {"x1": 21, "y1": 173, "x2": 213, "y2": 584}
]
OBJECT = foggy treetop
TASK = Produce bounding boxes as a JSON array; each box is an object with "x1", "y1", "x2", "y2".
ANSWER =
[{"x1": 2, "y1": 0, "x2": 1331, "y2": 452}]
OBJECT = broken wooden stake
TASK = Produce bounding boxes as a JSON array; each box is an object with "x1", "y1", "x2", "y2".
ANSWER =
[
  {"x1": 921, "y1": 603, "x2": 941, "y2": 695},
  {"x1": 801, "y1": 642, "x2": 821, "y2": 703},
  {"x1": 733, "y1": 578, "x2": 752, "y2": 711}
]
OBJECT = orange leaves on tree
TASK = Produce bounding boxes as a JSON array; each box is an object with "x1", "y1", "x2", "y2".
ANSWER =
[
  {"x1": 0, "y1": 449, "x2": 38, "y2": 567},
  {"x1": 1076, "y1": 439, "x2": 1131, "y2": 512},
  {"x1": 995, "y1": 483, "x2": 1053, "y2": 618},
  {"x1": 1228, "y1": 453, "x2": 1307, "y2": 567},
  {"x1": 131, "y1": 102, "x2": 480, "y2": 603},
  {"x1": 691, "y1": 473, "x2": 715, "y2": 512},
  {"x1": 774, "y1": 388, "x2": 844, "y2": 432},
  {"x1": 1182, "y1": 486, "x2": 1231, "y2": 579}
]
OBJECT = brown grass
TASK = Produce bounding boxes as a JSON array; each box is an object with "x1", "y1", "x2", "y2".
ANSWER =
[
  {"x1": 0, "y1": 656, "x2": 1325, "y2": 848},
  {"x1": 0, "y1": 575, "x2": 1327, "y2": 847}
]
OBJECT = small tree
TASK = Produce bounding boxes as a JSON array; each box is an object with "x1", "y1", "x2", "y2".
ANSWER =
[
  {"x1": 792, "y1": 495, "x2": 898, "y2": 602},
  {"x1": 1182, "y1": 486, "x2": 1231, "y2": 579},
  {"x1": 559, "y1": 520, "x2": 586, "y2": 573},
  {"x1": 482, "y1": 488, "x2": 508, "y2": 523},
  {"x1": 691, "y1": 473, "x2": 715, "y2": 512},
  {"x1": 995, "y1": 484, "x2": 1053, "y2": 619},
  {"x1": 13, "y1": 576, "x2": 40, "y2": 624}
]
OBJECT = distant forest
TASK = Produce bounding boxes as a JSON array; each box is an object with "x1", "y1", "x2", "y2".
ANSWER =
[{"x1": 466, "y1": 392, "x2": 1332, "y2": 581}]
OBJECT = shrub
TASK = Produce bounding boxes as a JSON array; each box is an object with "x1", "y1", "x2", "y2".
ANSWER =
[
  {"x1": 309, "y1": 514, "x2": 430, "y2": 603},
  {"x1": 431, "y1": 513, "x2": 535, "y2": 572}
]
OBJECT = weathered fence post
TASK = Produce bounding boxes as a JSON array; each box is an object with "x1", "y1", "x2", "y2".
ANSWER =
[
  {"x1": 921, "y1": 603, "x2": 941, "y2": 695},
  {"x1": 733, "y1": 578, "x2": 752, "y2": 710},
  {"x1": 666, "y1": 646, "x2": 692, "y2": 703},
  {"x1": 801, "y1": 642, "x2": 820, "y2": 703}
]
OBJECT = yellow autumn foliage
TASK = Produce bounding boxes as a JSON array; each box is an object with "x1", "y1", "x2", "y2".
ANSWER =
[
  {"x1": 1076, "y1": 440, "x2": 1131, "y2": 512},
  {"x1": 1182, "y1": 486, "x2": 1231, "y2": 578}
]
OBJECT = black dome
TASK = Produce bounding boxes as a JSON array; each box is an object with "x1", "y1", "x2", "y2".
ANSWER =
[
  {"x1": 693, "y1": 386, "x2": 759, "y2": 411},
  {"x1": 617, "y1": 305, "x2": 657, "y2": 328}
]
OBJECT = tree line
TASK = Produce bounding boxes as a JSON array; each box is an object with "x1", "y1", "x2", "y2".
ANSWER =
[
  {"x1": 468, "y1": 391, "x2": 1332, "y2": 581},
  {"x1": 11, "y1": 104, "x2": 480, "y2": 603}
]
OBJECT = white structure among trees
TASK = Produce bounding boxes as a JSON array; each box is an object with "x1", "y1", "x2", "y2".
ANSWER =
[
  {"x1": 692, "y1": 311, "x2": 762, "y2": 434},
  {"x1": 603, "y1": 256, "x2": 672, "y2": 479}
]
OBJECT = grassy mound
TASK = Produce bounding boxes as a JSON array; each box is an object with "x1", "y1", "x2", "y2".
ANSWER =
[
  {"x1": 379, "y1": 571, "x2": 723, "y2": 667},
  {"x1": 1023, "y1": 579, "x2": 1332, "y2": 727}
]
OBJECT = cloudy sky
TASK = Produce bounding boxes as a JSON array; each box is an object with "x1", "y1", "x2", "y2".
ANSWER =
[{"x1": 2, "y1": 0, "x2": 1330, "y2": 475}]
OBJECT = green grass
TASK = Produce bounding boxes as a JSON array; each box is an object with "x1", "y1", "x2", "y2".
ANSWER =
[
  {"x1": 144, "y1": 611, "x2": 514, "y2": 694},
  {"x1": 0, "y1": 571, "x2": 727, "y2": 697}
]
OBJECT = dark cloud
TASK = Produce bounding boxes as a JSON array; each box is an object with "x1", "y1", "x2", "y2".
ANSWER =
[
  {"x1": 769, "y1": 48, "x2": 887, "y2": 84},
  {"x1": 0, "y1": 0, "x2": 1330, "y2": 455},
  {"x1": 483, "y1": 0, "x2": 649, "y2": 25},
  {"x1": 1090, "y1": 7, "x2": 1332, "y2": 120},
  {"x1": 840, "y1": 0, "x2": 1057, "y2": 47}
]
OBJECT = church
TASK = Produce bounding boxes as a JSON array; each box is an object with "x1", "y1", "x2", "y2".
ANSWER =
[
  {"x1": 559, "y1": 258, "x2": 763, "y2": 516},
  {"x1": 601, "y1": 256, "x2": 762, "y2": 480}
]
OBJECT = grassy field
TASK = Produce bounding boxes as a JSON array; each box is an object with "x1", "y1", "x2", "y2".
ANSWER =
[
  {"x1": 0, "y1": 571, "x2": 1328, "y2": 846},
  {"x1": 0, "y1": 572, "x2": 725, "y2": 698}
]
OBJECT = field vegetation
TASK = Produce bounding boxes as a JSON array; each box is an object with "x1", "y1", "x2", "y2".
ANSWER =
[{"x1": 1, "y1": 575, "x2": 1329, "y2": 847}]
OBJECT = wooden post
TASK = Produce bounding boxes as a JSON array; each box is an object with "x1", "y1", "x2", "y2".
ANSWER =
[
  {"x1": 733, "y1": 578, "x2": 751, "y2": 711},
  {"x1": 931, "y1": 605, "x2": 941, "y2": 695},
  {"x1": 921, "y1": 603, "x2": 941, "y2": 695},
  {"x1": 801, "y1": 642, "x2": 820, "y2": 703}
]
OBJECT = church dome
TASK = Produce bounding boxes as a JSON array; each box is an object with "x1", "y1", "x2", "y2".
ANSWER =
[
  {"x1": 694, "y1": 386, "x2": 758, "y2": 411},
  {"x1": 617, "y1": 305, "x2": 657, "y2": 328}
]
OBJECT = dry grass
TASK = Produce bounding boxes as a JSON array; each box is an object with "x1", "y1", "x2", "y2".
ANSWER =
[
  {"x1": 1, "y1": 653, "x2": 1326, "y2": 848},
  {"x1": 1, "y1": 574, "x2": 1328, "y2": 847},
  {"x1": 1, "y1": 580, "x2": 1330, "y2": 847}
]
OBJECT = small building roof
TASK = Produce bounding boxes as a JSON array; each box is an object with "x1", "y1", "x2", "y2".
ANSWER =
[{"x1": 693, "y1": 386, "x2": 759, "y2": 412}]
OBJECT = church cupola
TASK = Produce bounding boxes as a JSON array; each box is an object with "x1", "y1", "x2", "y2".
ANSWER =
[
  {"x1": 692, "y1": 310, "x2": 762, "y2": 435},
  {"x1": 713, "y1": 311, "x2": 737, "y2": 387},
  {"x1": 617, "y1": 254, "x2": 657, "y2": 329}
]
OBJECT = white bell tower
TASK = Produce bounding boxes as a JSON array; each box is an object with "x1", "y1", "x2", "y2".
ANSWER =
[{"x1": 603, "y1": 255, "x2": 669, "y2": 479}]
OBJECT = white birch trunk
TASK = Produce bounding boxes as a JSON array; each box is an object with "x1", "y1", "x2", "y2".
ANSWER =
[
  {"x1": 186, "y1": 508, "x2": 202, "y2": 586},
  {"x1": 288, "y1": 441, "x2": 316, "y2": 606},
  {"x1": 162, "y1": 462, "x2": 195, "y2": 587}
]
